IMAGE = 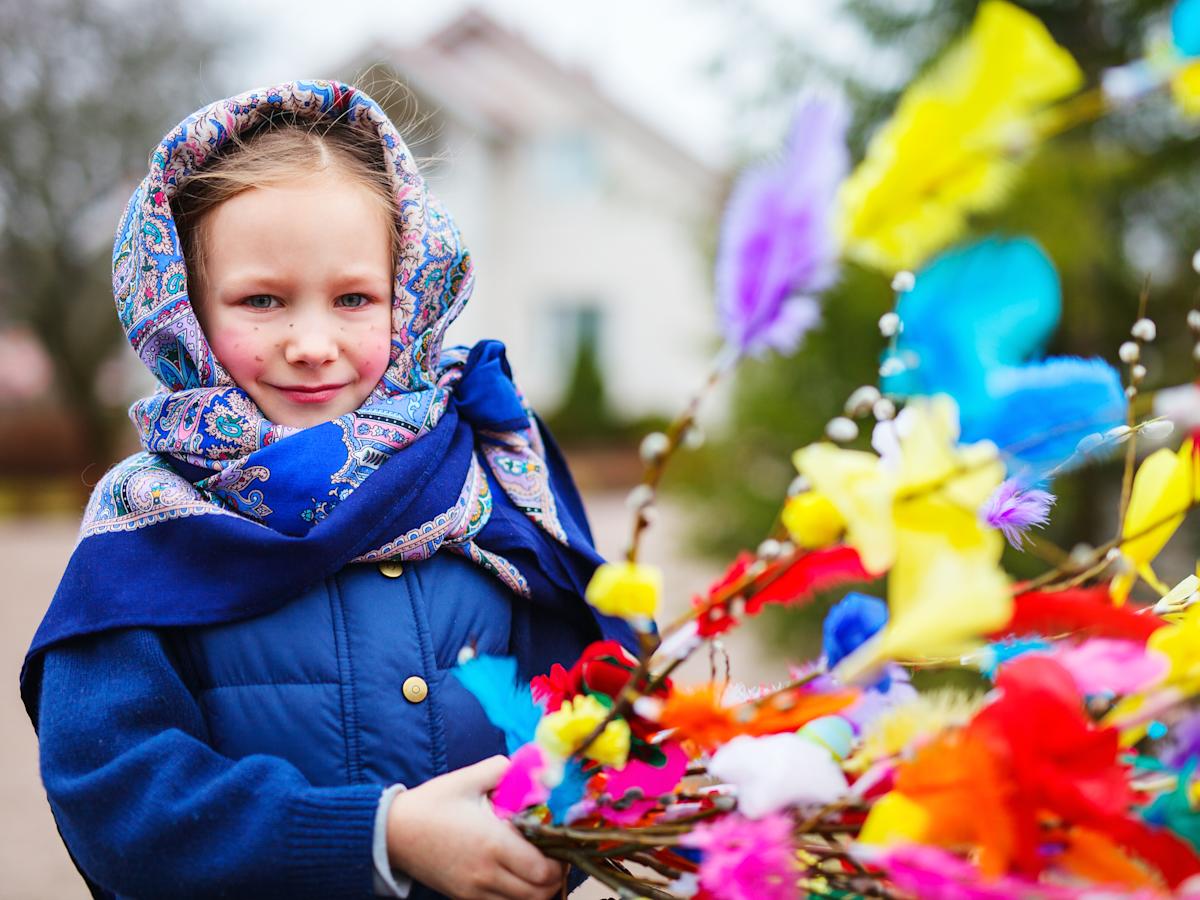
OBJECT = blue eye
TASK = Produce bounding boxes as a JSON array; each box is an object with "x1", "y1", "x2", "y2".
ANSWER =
[
  {"x1": 338, "y1": 293, "x2": 371, "y2": 309},
  {"x1": 243, "y1": 295, "x2": 279, "y2": 310}
]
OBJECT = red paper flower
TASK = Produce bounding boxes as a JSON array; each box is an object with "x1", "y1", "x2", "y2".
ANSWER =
[
  {"x1": 530, "y1": 640, "x2": 669, "y2": 742},
  {"x1": 972, "y1": 656, "x2": 1199, "y2": 885},
  {"x1": 530, "y1": 661, "x2": 579, "y2": 712},
  {"x1": 885, "y1": 656, "x2": 1200, "y2": 887}
]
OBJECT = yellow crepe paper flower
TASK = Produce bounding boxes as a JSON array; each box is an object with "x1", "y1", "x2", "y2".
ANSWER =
[
  {"x1": 796, "y1": 398, "x2": 1009, "y2": 679},
  {"x1": 837, "y1": 0, "x2": 1082, "y2": 273},
  {"x1": 1110, "y1": 441, "x2": 1195, "y2": 605},
  {"x1": 791, "y1": 444, "x2": 895, "y2": 573},
  {"x1": 794, "y1": 397, "x2": 1003, "y2": 573},
  {"x1": 878, "y1": 529, "x2": 1011, "y2": 665},
  {"x1": 535, "y1": 693, "x2": 631, "y2": 769},
  {"x1": 782, "y1": 490, "x2": 847, "y2": 549},
  {"x1": 1172, "y1": 60, "x2": 1200, "y2": 117},
  {"x1": 859, "y1": 791, "x2": 933, "y2": 845},
  {"x1": 585, "y1": 561, "x2": 661, "y2": 621}
]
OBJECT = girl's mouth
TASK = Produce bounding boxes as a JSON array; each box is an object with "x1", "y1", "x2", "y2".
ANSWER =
[{"x1": 271, "y1": 383, "x2": 348, "y2": 404}]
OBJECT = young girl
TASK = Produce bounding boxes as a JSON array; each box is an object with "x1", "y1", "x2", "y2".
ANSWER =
[{"x1": 20, "y1": 79, "x2": 637, "y2": 900}]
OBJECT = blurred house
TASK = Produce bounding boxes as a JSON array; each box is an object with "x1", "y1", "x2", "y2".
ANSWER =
[
  {"x1": 360, "y1": 8, "x2": 726, "y2": 421},
  {"x1": 2, "y1": 9, "x2": 728, "y2": 488}
]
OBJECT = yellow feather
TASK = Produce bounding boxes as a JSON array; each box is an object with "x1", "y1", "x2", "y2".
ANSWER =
[{"x1": 837, "y1": 0, "x2": 1082, "y2": 273}]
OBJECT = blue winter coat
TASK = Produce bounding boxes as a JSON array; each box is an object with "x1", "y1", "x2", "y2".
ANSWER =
[
  {"x1": 168, "y1": 553, "x2": 516, "y2": 787},
  {"x1": 36, "y1": 550, "x2": 604, "y2": 899}
]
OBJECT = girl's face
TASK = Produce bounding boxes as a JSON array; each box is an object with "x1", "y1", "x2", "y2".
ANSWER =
[{"x1": 193, "y1": 169, "x2": 394, "y2": 429}]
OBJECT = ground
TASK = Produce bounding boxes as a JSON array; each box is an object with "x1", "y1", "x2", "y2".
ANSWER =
[{"x1": 0, "y1": 490, "x2": 781, "y2": 898}]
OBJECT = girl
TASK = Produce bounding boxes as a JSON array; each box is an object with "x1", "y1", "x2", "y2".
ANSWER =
[{"x1": 20, "y1": 80, "x2": 637, "y2": 899}]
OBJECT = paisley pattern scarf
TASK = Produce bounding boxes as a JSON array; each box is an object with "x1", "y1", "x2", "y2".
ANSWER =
[{"x1": 24, "y1": 80, "x2": 634, "y2": 674}]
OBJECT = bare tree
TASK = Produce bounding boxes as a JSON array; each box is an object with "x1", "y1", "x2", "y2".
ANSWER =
[{"x1": 0, "y1": 0, "x2": 219, "y2": 467}]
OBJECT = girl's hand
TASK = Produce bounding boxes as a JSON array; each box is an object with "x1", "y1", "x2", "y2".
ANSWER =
[{"x1": 385, "y1": 755, "x2": 567, "y2": 899}]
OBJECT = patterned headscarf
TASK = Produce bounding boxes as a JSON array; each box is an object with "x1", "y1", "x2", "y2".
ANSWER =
[
  {"x1": 22, "y1": 87, "x2": 645, "y2": 900},
  {"x1": 88, "y1": 79, "x2": 565, "y2": 596}
]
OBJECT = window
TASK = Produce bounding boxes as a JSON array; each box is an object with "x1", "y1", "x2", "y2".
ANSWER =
[{"x1": 532, "y1": 131, "x2": 601, "y2": 195}]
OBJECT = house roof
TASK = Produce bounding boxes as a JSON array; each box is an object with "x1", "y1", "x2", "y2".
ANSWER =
[{"x1": 358, "y1": 7, "x2": 722, "y2": 188}]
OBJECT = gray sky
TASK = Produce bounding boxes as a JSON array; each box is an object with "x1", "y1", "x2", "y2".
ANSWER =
[{"x1": 186, "y1": 0, "x2": 858, "y2": 166}]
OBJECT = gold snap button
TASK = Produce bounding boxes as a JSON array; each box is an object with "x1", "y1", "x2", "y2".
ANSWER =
[
  {"x1": 402, "y1": 676, "x2": 428, "y2": 704},
  {"x1": 378, "y1": 560, "x2": 405, "y2": 578}
]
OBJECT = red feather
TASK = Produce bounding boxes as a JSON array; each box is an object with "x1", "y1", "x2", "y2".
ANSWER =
[
  {"x1": 992, "y1": 585, "x2": 1165, "y2": 644},
  {"x1": 745, "y1": 545, "x2": 872, "y2": 615},
  {"x1": 692, "y1": 552, "x2": 755, "y2": 637}
]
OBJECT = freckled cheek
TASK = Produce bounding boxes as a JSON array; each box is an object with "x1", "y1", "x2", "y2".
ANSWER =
[
  {"x1": 208, "y1": 329, "x2": 272, "y2": 387},
  {"x1": 354, "y1": 331, "x2": 393, "y2": 382}
]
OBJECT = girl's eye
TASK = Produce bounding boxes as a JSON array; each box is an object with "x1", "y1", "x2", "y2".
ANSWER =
[
  {"x1": 242, "y1": 295, "x2": 280, "y2": 310},
  {"x1": 337, "y1": 293, "x2": 372, "y2": 309}
]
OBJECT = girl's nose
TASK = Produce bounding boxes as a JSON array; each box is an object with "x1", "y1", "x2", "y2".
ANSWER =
[{"x1": 283, "y1": 316, "x2": 340, "y2": 367}]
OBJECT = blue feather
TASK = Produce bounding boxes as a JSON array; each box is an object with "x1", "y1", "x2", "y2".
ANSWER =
[
  {"x1": 966, "y1": 357, "x2": 1125, "y2": 474},
  {"x1": 881, "y1": 236, "x2": 1123, "y2": 476},
  {"x1": 546, "y1": 759, "x2": 588, "y2": 824},
  {"x1": 451, "y1": 655, "x2": 542, "y2": 754},
  {"x1": 978, "y1": 637, "x2": 1053, "y2": 679},
  {"x1": 882, "y1": 235, "x2": 1061, "y2": 402},
  {"x1": 1174, "y1": 0, "x2": 1200, "y2": 57}
]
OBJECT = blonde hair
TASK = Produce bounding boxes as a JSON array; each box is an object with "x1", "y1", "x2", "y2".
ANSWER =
[{"x1": 172, "y1": 113, "x2": 401, "y2": 298}]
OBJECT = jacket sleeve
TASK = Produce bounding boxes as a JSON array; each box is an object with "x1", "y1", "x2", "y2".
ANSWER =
[{"x1": 36, "y1": 627, "x2": 383, "y2": 900}]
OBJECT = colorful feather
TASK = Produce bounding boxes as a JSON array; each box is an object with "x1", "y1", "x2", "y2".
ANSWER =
[
  {"x1": 745, "y1": 545, "x2": 872, "y2": 615},
  {"x1": 716, "y1": 94, "x2": 848, "y2": 357},
  {"x1": 882, "y1": 236, "x2": 1062, "y2": 394},
  {"x1": 546, "y1": 759, "x2": 589, "y2": 825},
  {"x1": 1174, "y1": 0, "x2": 1200, "y2": 57},
  {"x1": 993, "y1": 586, "x2": 1166, "y2": 643},
  {"x1": 838, "y1": 1, "x2": 1083, "y2": 272},
  {"x1": 882, "y1": 236, "x2": 1124, "y2": 475},
  {"x1": 968, "y1": 357, "x2": 1126, "y2": 472},
  {"x1": 451, "y1": 655, "x2": 542, "y2": 753}
]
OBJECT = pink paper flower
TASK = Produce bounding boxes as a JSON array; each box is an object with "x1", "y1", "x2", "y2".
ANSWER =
[
  {"x1": 681, "y1": 812, "x2": 798, "y2": 900},
  {"x1": 490, "y1": 743, "x2": 556, "y2": 818},
  {"x1": 598, "y1": 741, "x2": 688, "y2": 825},
  {"x1": 1046, "y1": 638, "x2": 1170, "y2": 697}
]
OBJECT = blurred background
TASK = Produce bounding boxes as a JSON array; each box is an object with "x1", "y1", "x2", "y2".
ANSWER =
[{"x1": 2, "y1": 0, "x2": 1199, "y2": 895}]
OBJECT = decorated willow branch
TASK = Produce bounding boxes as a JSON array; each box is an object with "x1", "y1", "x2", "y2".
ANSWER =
[{"x1": 449, "y1": 3, "x2": 1200, "y2": 898}]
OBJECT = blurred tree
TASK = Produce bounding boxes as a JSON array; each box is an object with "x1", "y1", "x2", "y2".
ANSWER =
[
  {"x1": 542, "y1": 310, "x2": 672, "y2": 449},
  {"x1": 0, "y1": 0, "x2": 218, "y2": 468},
  {"x1": 543, "y1": 323, "x2": 624, "y2": 444},
  {"x1": 685, "y1": 0, "x2": 1200, "y2": 565}
]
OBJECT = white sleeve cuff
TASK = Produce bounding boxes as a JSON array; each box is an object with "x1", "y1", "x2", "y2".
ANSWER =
[{"x1": 372, "y1": 784, "x2": 413, "y2": 898}]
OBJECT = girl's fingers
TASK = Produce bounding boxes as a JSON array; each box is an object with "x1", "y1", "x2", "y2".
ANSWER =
[
  {"x1": 495, "y1": 827, "x2": 566, "y2": 888},
  {"x1": 475, "y1": 864, "x2": 552, "y2": 900},
  {"x1": 460, "y1": 754, "x2": 511, "y2": 792},
  {"x1": 529, "y1": 857, "x2": 567, "y2": 889},
  {"x1": 501, "y1": 830, "x2": 566, "y2": 888},
  {"x1": 501, "y1": 856, "x2": 565, "y2": 890}
]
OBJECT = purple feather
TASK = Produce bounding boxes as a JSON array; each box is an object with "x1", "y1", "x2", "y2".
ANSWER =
[
  {"x1": 1162, "y1": 710, "x2": 1200, "y2": 770},
  {"x1": 982, "y1": 479, "x2": 1055, "y2": 548},
  {"x1": 716, "y1": 95, "x2": 848, "y2": 357}
]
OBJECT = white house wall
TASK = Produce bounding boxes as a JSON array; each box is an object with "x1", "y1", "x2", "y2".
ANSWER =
[{"x1": 386, "y1": 13, "x2": 725, "y2": 422}]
